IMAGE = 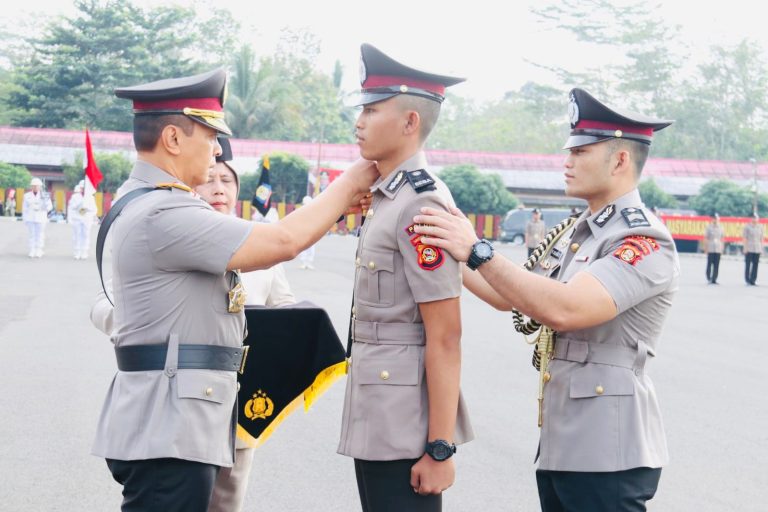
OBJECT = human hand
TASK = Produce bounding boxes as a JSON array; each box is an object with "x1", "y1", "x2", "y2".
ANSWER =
[
  {"x1": 345, "y1": 192, "x2": 372, "y2": 216},
  {"x1": 343, "y1": 158, "x2": 379, "y2": 193},
  {"x1": 410, "y1": 454, "x2": 455, "y2": 495},
  {"x1": 413, "y1": 206, "x2": 478, "y2": 263}
]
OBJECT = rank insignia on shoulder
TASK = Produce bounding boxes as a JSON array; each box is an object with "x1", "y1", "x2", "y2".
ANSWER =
[
  {"x1": 386, "y1": 170, "x2": 407, "y2": 193},
  {"x1": 613, "y1": 235, "x2": 659, "y2": 265},
  {"x1": 621, "y1": 207, "x2": 650, "y2": 228},
  {"x1": 593, "y1": 204, "x2": 615, "y2": 227},
  {"x1": 405, "y1": 169, "x2": 436, "y2": 193}
]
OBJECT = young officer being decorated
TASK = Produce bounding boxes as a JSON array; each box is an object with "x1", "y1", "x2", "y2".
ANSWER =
[
  {"x1": 337, "y1": 43, "x2": 474, "y2": 512},
  {"x1": 91, "y1": 68, "x2": 377, "y2": 512},
  {"x1": 413, "y1": 88, "x2": 678, "y2": 511}
]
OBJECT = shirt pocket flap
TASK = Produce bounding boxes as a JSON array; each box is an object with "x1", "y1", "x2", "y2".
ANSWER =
[
  {"x1": 358, "y1": 357, "x2": 419, "y2": 386},
  {"x1": 569, "y1": 364, "x2": 635, "y2": 398},
  {"x1": 359, "y1": 249, "x2": 395, "y2": 274},
  {"x1": 177, "y1": 370, "x2": 233, "y2": 404}
]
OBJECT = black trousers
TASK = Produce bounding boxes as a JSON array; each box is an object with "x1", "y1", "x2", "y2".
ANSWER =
[
  {"x1": 106, "y1": 458, "x2": 220, "y2": 512},
  {"x1": 536, "y1": 467, "x2": 661, "y2": 512},
  {"x1": 354, "y1": 458, "x2": 441, "y2": 512},
  {"x1": 706, "y1": 253, "x2": 721, "y2": 283},
  {"x1": 745, "y1": 252, "x2": 760, "y2": 284}
]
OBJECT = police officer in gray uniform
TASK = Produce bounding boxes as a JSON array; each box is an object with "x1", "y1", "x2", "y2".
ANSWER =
[
  {"x1": 414, "y1": 88, "x2": 678, "y2": 511},
  {"x1": 92, "y1": 68, "x2": 377, "y2": 512},
  {"x1": 338, "y1": 44, "x2": 474, "y2": 512}
]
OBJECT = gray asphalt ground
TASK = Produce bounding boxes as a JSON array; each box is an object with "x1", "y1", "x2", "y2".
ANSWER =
[{"x1": 1, "y1": 217, "x2": 766, "y2": 511}]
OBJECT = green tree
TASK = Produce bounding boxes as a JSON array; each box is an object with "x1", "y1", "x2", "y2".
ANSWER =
[
  {"x1": 688, "y1": 179, "x2": 768, "y2": 216},
  {"x1": 438, "y1": 164, "x2": 518, "y2": 214},
  {"x1": 62, "y1": 151, "x2": 132, "y2": 193},
  {"x1": 638, "y1": 178, "x2": 678, "y2": 209},
  {"x1": 4, "y1": 0, "x2": 236, "y2": 130},
  {"x1": 0, "y1": 162, "x2": 32, "y2": 188},
  {"x1": 239, "y1": 152, "x2": 309, "y2": 204}
]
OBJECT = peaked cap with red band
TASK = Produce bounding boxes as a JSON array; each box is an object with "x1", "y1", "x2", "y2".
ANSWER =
[
  {"x1": 564, "y1": 88, "x2": 672, "y2": 149},
  {"x1": 115, "y1": 68, "x2": 232, "y2": 136},
  {"x1": 350, "y1": 43, "x2": 465, "y2": 106}
]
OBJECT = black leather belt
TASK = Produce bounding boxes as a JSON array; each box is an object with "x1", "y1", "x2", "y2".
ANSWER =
[{"x1": 115, "y1": 344, "x2": 249, "y2": 373}]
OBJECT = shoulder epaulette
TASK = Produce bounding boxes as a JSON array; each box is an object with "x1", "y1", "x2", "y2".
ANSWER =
[
  {"x1": 405, "y1": 169, "x2": 436, "y2": 193},
  {"x1": 621, "y1": 207, "x2": 651, "y2": 228}
]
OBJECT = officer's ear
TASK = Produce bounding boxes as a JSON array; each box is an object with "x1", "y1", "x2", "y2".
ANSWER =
[
  {"x1": 159, "y1": 124, "x2": 183, "y2": 156},
  {"x1": 610, "y1": 146, "x2": 633, "y2": 177},
  {"x1": 403, "y1": 110, "x2": 421, "y2": 137}
]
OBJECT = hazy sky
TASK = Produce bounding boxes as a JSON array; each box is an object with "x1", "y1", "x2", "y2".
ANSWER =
[{"x1": 4, "y1": 0, "x2": 766, "y2": 102}]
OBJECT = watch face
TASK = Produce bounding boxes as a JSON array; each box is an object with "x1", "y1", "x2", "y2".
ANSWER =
[
  {"x1": 433, "y1": 444, "x2": 449, "y2": 460},
  {"x1": 476, "y1": 242, "x2": 492, "y2": 258}
]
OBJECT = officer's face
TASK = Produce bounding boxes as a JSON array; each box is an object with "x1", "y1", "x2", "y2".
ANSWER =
[
  {"x1": 196, "y1": 162, "x2": 238, "y2": 214},
  {"x1": 354, "y1": 98, "x2": 404, "y2": 160},
  {"x1": 563, "y1": 142, "x2": 613, "y2": 203},
  {"x1": 179, "y1": 124, "x2": 221, "y2": 188}
]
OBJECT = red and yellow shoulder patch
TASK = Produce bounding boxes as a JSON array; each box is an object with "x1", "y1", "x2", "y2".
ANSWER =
[
  {"x1": 613, "y1": 235, "x2": 659, "y2": 265},
  {"x1": 405, "y1": 224, "x2": 444, "y2": 271}
]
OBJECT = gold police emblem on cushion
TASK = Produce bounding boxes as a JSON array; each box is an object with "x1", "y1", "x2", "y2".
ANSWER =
[{"x1": 245, "y1": 389, "x2": 274, "y2": 420}]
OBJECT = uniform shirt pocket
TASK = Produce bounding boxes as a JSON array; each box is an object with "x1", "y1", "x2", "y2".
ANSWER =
[
  {"x1": 357, "y1": 249, "x2": 395, "y2": 307},
  {"x1": 358, "y1": 357, "x2": 420, "y2": 386},
  {"x1": 569, "y1": 364, "x2": 635, "y2": 398},
  {"x1": 177, "y1": 370, "x2": 235, "y2": 404}
]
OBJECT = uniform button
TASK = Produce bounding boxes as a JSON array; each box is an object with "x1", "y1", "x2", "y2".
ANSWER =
[
  {"x1": 367, "y1": 209, "x2": 374, "y2": 218},
  {"x1": 351, "y1": 306, "x2": 356, "y2": 316},
  {"x1": 595, "y1": 385, "x2": 604, "y2": 395},
  {"x1": 570, "y1": 243, "x2": 580, "y2": 252},
  {"x1": 380, "y1": 370, "x2": 390, "y2": 380},
  {"x1": 368, "y1": 261, "x2": 376, "y2": 270},
  {"x1": 355, "y1": 257, "x2": 361, "y2": 266},
  {"x1": 237, "y1": 382, "x2": 241, "y2": 391},
  {"x1": 205, "y1": 387, "x2": 214, "y2": 397},
  {"x1": 543, "y1": 371, "x2": 551, "y2": 383},
  {"x1": 634, "y1": 368, "x2": 642, "y2": 376}
]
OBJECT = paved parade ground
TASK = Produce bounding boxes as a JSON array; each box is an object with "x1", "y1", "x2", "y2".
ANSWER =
[{"x1": 1, "y1": 217, "x2": 766, "y2": 511}]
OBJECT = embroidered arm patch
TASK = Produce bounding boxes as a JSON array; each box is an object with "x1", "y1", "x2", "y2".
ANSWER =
[
  {"x1": 613, "y1": 235, "x2": 659, "y2": 265},
  {"x1": 405, "y1": 224, "x2": 444, "y2": 270}
]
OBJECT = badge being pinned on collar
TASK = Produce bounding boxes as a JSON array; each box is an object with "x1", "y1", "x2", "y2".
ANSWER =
[
  {"x1": 386, "y1": 170, "x2": 407, "y2": 194},
  {"x1": 593, "y1": 204, "x2": 615, "y2": 227},
  {"x1": 406, "y1": 169, "x2": 436, "y2": 193},
  {"x1": 621, "y1": 207, "x2": 650, "y2": 228}
]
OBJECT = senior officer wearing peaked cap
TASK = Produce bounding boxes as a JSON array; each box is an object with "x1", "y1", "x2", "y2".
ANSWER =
[
  {"x1": 92, "y1": 68, "x2": 377, "y2": 512},
  {"x1": 413, "y1": 88, "x2": 678, "y2": 511},
  {"x1": 338, "y1": 43, "x2": 474, "y2": 512}
]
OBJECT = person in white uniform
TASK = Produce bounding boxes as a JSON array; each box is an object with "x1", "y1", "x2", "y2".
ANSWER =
[
  {"x1": 67, "y1": 180, "x2": 98, "y2": 259},
  {"x1": 22, "y1": 177, "x2": 52, "y2": 258}
]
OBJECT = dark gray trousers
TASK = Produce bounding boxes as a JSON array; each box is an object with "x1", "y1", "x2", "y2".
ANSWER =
[{"x1": 354, "y1": 458, "x2": 442, "y2": 512}]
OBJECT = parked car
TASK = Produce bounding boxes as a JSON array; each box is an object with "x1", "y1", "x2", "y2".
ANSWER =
[{"x1": 499, "y1": 208, "x2": 573, "y2": 244}]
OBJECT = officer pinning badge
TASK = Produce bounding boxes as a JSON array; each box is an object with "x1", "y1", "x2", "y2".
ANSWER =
[
  {"x1": 405, "y1": 169, "x2": 436, "y2": 193},
  {"x1": 613, "y1": 235, "x2": 659, "y2": 265},
  {"x1": 244, "y1": 389, "x2": 274, "y2": 420},
  {"x1": 621, "y1": 207, "x2": 651, "y2": 228},
  {"x1": 228, "y1": 271, "x2": 247, "y2": 313},
  {"x1": 386, "y1": 170, "x2": 407, "y2": 193},
  {"x1": 593, "y1": 204, "x2": 615, "y2": 227}
]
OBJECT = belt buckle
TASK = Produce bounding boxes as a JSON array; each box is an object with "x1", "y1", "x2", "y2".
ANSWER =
[{"x1": 238, "y1": 345, "x2": 250, "y2": 375}]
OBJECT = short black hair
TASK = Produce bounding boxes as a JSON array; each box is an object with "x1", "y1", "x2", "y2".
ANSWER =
[
  {"x1": 133, "y1": 114, "x2": 196, "y2": 151},
  {"x1": 607, "y1": 138, "x2": 650, "y2": 178}
]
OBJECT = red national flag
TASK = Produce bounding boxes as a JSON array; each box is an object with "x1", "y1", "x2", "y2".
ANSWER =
[{"x1": 85, "y1": 128, "x2": 103, "y2": 190}]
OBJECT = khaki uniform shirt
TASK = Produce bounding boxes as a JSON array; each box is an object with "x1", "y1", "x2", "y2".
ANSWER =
[
  {"x1": 92, "y1": 161, "x2": 253, "y2": 467},
  {"x1": 705, "y1": 223, "x2": 725, "y2": 253},
  {"x1": 743, "y1": 223, "x2": 765, "y2": 254},
  {"x1": 526, "y1": 218, "x2": 546, "y2": 249},
  {"x1": 338, "y1": 152, "x2": 474, "y2": 461},
  {"x1": 535, "y1": 189, "x2": 678, "y2": 472}
]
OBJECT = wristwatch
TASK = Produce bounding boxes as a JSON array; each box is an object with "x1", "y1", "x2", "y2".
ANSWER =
[
  {"x1": 425, "y1": 439, "x2": 457, "y2": 461},
  {"x1": 466, "y1": 239, "x2": 494, "y2": 270}
]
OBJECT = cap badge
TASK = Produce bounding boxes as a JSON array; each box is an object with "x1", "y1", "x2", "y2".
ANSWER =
[
  {"x1": 614, "y1": 129, "x2": 623, "y2": 138},
  {"x1": 359, "y1": 56, "x2": 367, "y2": 85},
  {"x1": 568, "y1": 93, "x2": 580, "y2": 127}
]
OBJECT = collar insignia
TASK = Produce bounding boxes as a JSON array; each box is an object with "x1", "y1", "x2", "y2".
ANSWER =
[{"x1": 593, "y1": 204, "x2": 615, "y2": 227}]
